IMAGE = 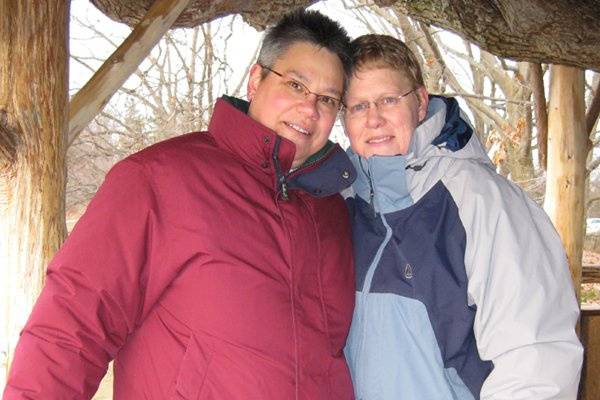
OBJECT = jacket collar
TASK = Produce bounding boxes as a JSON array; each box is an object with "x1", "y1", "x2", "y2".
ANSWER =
[
  {"x1": 208, "y1": 96, "x2": 295, "y2": 173},
  {"x1": 405, "y1": 96, "x2": 490, "y2": 166},
  {"x1": 348, "y1": 149, "x2": 413, "y2": 215},
  {"x1": 349, "y1": 96, "x2": 491, "y2": 214},
  {"x1": 208, "y1": 96, "x2": 356, "y2": 197}
]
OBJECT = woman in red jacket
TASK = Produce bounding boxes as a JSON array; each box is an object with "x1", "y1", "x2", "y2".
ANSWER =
[{"x1": 4, "y1": 9, "x2": 357, "y2": 400}]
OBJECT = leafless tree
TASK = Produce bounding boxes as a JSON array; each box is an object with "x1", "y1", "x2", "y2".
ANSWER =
[{"x1": 67, "y1": 14, "x2": 260, "y2": 218}]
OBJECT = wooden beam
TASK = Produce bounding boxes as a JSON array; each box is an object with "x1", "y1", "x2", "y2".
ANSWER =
[
  {"x1": 543, "y1": 65, "x2": 586, "y2": 301},
  {"x1": 580, "y1": 307, "x2": 600, "y2": 399},
  {"x1": 582, "y1": 264, "x2": 600, "y2": 284},
  {"x1": 68, "y1": 0, "x2": 192, "y2": 145}
]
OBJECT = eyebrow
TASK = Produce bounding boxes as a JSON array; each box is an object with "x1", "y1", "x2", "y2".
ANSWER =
[{"x1": 285, "y1": 68, "x2": 343, "y2": 98}]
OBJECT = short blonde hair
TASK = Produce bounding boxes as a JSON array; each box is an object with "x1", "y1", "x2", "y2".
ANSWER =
[{"x1": 350, "y1": 34, "x2": 424, "y2": 88}]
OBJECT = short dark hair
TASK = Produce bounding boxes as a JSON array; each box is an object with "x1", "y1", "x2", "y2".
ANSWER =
[
  {"x1": 257, "y1": 9, "x2": 352, "y2": 89},
  {"x1": 350, "y1": 34, "x2": 424, "y2": 88}
]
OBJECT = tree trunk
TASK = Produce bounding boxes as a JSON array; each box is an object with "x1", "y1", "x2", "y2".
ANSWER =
[
  {"x1": 0, "y1": 1, "x2": 70, "y2": 381},
  {"x1": 466, "y1": 41, "x2": 486, "y2": 143},
  {"x1": 504, "y1": 63, "x2": 534, "y2": 183},
  {"x1": 385, "y1": 0, "x2": 600, "y2": 71},
  {"x1": 543, "y1": 65, "x2": 586, "y2": 302},
  {"x1": 529, "y1": 63, "x2": 548, "y2": 171}
]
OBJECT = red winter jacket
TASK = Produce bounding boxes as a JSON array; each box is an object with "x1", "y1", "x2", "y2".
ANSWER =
[{"x1": 4, "y1": 97, "x2": 356, "y2": 399}]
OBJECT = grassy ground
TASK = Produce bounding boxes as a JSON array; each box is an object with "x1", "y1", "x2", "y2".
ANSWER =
[{"x1": 582, "y1": 283, "x2": 600, "y2": 305}]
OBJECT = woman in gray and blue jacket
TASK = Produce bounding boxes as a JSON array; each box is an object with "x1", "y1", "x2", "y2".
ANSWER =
[{"x1": 342, "y1": 34, "x2": 583, "y2": 400}]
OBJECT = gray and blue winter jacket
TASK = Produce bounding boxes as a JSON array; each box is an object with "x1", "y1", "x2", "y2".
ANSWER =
[{"x1": 344, "y1": 96, "x2": 583, "y2": 400}]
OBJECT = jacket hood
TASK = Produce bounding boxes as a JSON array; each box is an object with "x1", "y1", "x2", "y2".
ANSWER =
[
  {"x1": 405, "y1": 96, "x2": 492, "y2": 167},
  {"x1": 348, "y1": 96, "x2": 492, "y2": 214}
]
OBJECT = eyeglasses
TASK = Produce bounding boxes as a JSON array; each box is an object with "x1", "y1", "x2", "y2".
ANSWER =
[
  {"x1": 343, "y1": 88, "x2": 417, "y2": 119},
  {"x1": 259, "y1": 64, "x2": 344, "y2": 115}
]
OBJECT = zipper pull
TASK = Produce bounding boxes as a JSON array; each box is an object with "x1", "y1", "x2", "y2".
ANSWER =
[
  {"x1": 367, "y1": 161, "x2": 375, "y2": 214},
  {"x1": 368, "y1": 183, "x2": 376, "y2": 217},
  {"x1": 280, "y1": 179, "x2": 289, "y2": 201},
  {"x1": 272, "y1": 136, "x2": 289, "y2": 201}
]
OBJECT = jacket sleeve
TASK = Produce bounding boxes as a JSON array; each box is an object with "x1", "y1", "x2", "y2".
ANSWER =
[
  {"x1": 450, "y1": 164, "x2": 583, "y2": 400},
  {"x1": 4, "y1": 158, "x2": 160, "y2": 399}
]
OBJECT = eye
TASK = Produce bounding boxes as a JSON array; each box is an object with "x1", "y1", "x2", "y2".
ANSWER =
[
  {"x1": 379, "y1": 96, "x2": 400, "y2": 106},
  {"x1": 349, "y1": 102, "x2": 369, "y2": 114},
  {"x1": 285, "y1": 79, "x2": 306, "y2": 94},
  {"x1": 317, "y1": 95, "x2": 339, "y2": 109}
]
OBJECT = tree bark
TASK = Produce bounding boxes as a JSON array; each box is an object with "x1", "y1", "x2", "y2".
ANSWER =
[
  {"x1": 465, "y1": 41, "x2": 486, "y2": 142},
  {"x1": 543, "y1": 65, "x2": 586, "y2": 302},
  {"x1": 383, "y1": 0, "x2": 600, "y2": 71},
  {"x1": 586, "y1": 78, "x2": 600, "y2": 139},
  {"x1": 0, "y1": 1, "x2": 70, "y2": 380},
  {"x1": 529, "y1": 63, "x2": 548, "y2": 170},
  {"x1": 88, "y1": 0, "x2": 600, "y2": 72},
  {"x1": 504, "y1": 62, "x2": 534, "y2": 183}
]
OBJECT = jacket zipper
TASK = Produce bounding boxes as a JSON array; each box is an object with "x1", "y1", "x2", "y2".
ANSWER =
[
  {"x1": 359, "y1": 158, "x2": 376, "y2": 217},
  {"x1": 354, "y1": 159, "x2": 394, "y2": 396},
  {"x1": 272, "y1": 138, "x2": 336, "y2": 201},
  {"x1": 272, "y1": 137, "x2": 289, "y2": 201}
]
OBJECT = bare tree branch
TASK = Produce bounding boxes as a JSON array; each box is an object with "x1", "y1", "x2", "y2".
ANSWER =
[
  {"x1": 586, "y1": 76, "x2": 600, "y2": 138},
  {"x1": 70, "y1": 56, "x2": 99, "y2": 74},
  {"x1": 439, "y1": 92, "x2": 530, "y2": 105},
  {"x1": 586, "y1": 196, "x2": 600, "y2": 210},
  {"x1": 231, "y1": 43, "x2": 261, "y2": 98},
  {"x1": 419, "y1": 23, "x2": 507, "y2": 128},
  {"x1": 480, "y1": 51, "x2": 514, "y2": 93}
]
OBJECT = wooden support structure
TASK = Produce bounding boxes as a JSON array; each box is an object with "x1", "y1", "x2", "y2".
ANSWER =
[
  {"x1": 0, "y1": 1, "x2": 70, "y2": 382},
  {"x1": 582, "y1": 264, "x2": 600, "y2": 284},
  {"x1": 68, "y1": 0, "x2": 193, "y2": 145},
  {"x1": 543, "y1": 65, "x2": 587, "y2": 302},
  {"x1": 580, "y1": 307, "x2": 600, "y2": 400}
]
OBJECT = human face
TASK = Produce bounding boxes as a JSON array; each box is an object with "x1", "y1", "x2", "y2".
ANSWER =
[
  {"x1": 343, "y1": 66, "x2": 428, "y2": 158},
  {"x1": 247, "y1": 42, "x2": 344, "y2": 169}
]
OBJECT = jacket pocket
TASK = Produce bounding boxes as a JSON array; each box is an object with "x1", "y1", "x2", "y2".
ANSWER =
[{"x1": 171, "y1": 334, "x2": 214, "y2": 400}]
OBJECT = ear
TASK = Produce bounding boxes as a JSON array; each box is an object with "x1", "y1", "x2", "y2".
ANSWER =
[
  {"x1": 247, "y1": 64, "x2": 264, "y2": 101},
  {"x1": 340, "y1": 111, "x2": 349, "y2": 136},
  {"x1": 415, "y1": 86, "x2": 429, "y2": 122}
]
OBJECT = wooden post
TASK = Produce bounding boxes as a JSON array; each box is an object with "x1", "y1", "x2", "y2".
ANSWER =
[
  {"x1": 580, "y1": 307, "x2": 600, "y2": 400},
  {"x1": 543, "y1": 65, "x2": 586, "y2": 302},
  {"x1": 0, "y1": 1, "x2": 70, "y2": 381}
]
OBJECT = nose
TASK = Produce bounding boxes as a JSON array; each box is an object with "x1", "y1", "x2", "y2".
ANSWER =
[
  {"x1": 365, "y1": 104, "x2": 384, "y2": 128},
  {"x1": 296, "y1": 93, "x2": 319, "y2": 120}
]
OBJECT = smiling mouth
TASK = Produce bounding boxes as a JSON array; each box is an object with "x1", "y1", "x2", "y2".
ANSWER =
[
  {"x1": 286, "y1": 122, "x2": 311, "y2": 136},
  {"x1": 367, "y1": 136, "x2": 393, "y2": 144}
]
